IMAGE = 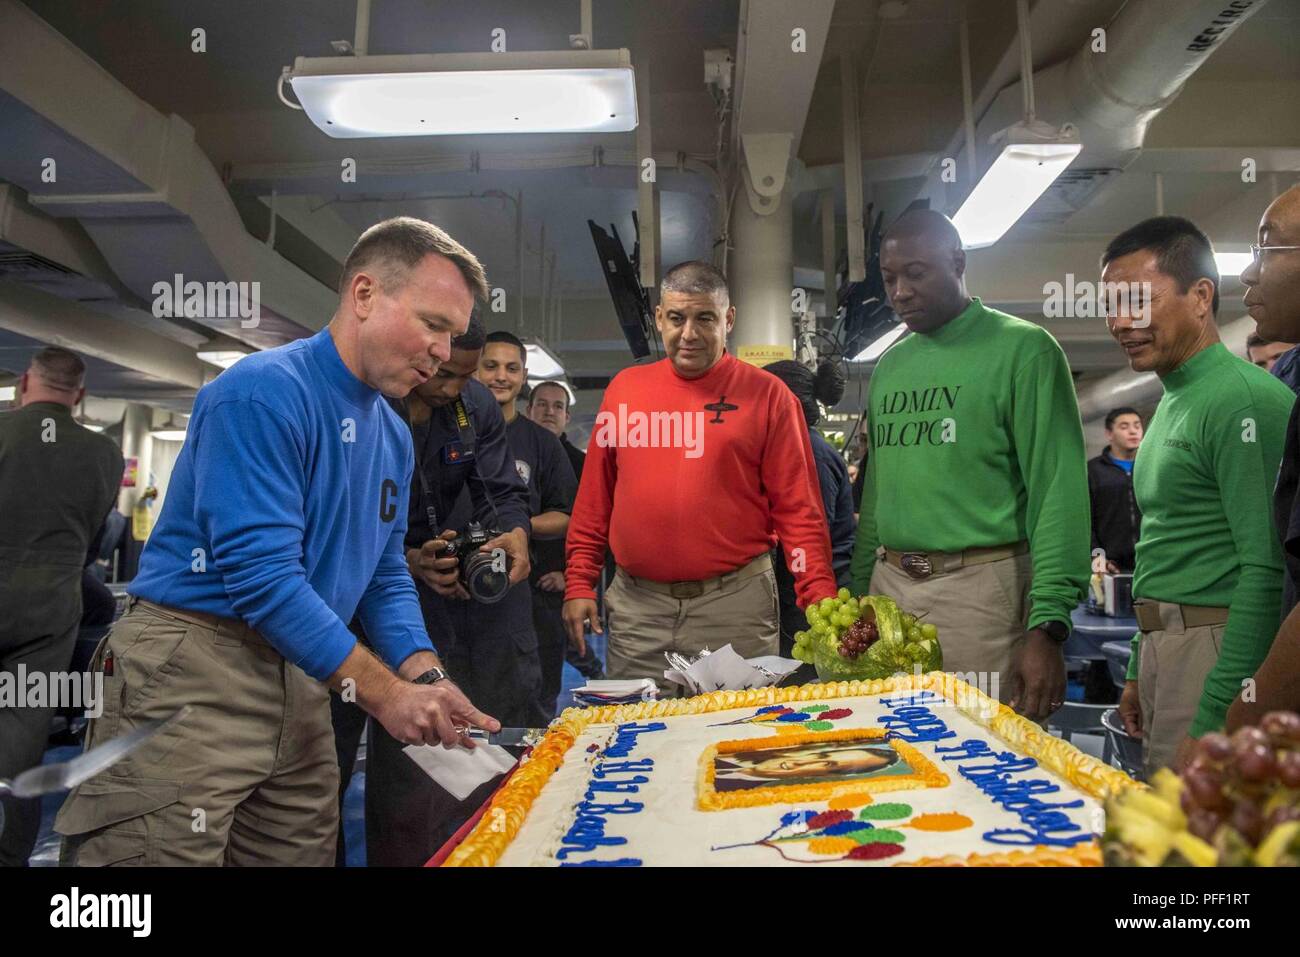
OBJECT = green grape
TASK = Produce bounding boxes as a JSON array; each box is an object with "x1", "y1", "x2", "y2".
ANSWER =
[
  {"x1": 920, "y1": 623, "x2": 938, "y2": 640},
  {"x1": 806, "y1": 607, "x2": 822, "y2": 626},
  {"x1": 794, "y1": 630, "x2": 808, "y2": 644},
  {"x1": 901, "y1": 613, "x2": 917, "y2": 629},
  {"x1": 812, "y1": 620, "x2": 831, "y2": 637},
  {"x1": 837, "y1": 587, "x2": 851, "y2": 601},
  {"x1": 818, "y1": 597, "x2": 836, "y2": 616}
]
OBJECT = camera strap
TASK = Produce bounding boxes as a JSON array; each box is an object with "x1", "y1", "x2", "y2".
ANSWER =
[{"x1": 404, "y1": 395, "x2": 506, "y2": 537}]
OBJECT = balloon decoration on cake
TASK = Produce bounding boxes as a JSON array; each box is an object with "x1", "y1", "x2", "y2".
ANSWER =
[
  {"x1": 714, "y1": 794, "x2": 973, "y2": 864},
  {"x1": 708, "y1": 703, "x2": 855, "y2": 733}
]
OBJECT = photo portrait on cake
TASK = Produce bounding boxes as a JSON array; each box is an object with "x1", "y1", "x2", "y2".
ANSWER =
[{"x1": 713, "y1": 740, "x2": 911, "y2": 791}]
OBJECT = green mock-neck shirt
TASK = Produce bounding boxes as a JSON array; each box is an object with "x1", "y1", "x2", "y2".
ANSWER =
[
  {"x1": 850, "y1": 297, "x2": 1090, "y2": 631},
  {"x1": 1125, "y1": 341, "x2": 1295, "y2": 736}
]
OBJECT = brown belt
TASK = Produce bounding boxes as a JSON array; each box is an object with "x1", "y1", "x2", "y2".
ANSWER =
[
  {"x1": 621, "y1": 553, "x2": 772, "y2": 600},
  {"x1": 878, "y1": 542, "x2": 1028, "y2": 581},
  {"x1": 1133, "y1": 599, "x2": 1229, "y2": 633}
]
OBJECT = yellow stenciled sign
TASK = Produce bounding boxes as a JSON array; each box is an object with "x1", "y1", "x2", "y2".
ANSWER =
[{"x1": 737, "y1": 345, "x2": 794, "y2": 367}]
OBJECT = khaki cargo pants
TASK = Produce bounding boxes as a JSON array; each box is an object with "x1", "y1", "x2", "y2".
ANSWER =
[
  {"x1": 1135, "y1": 602, "x2": 1225, "y2": 777},
  {"x1": 55, "y1": 599, "x2": 338, "y2": 866},
  {"x1": 604, "y1": 555, "x2": 779, "y2": 693},
  {"x1": 869, "y1": 548, "x2": 1033, "y2": 704}
]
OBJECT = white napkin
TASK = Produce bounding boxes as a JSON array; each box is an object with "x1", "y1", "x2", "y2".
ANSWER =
[
  {"x1": 402, "y1": 741, "x2": 518, "y2": 801},
  {"x1": 664, "y1": 645, "x2": 802, "y2": 695}
]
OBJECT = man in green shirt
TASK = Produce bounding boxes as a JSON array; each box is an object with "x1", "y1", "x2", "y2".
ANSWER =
[
  {"x1": 1105, "y1": 216, "x2": 1294, "y2": 774},
  {"x1": 850, "y1": 209, "x2": 1089, "y2": 720}
]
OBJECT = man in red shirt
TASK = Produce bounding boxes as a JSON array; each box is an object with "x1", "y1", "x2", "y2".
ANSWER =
[{"x1": 563, "y1": 261, "x2": 837, "y2": 688}]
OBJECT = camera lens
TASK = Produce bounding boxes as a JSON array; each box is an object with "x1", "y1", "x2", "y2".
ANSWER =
[{"x1": 461, "y1": 551, "x2": 510, "y2": 604}]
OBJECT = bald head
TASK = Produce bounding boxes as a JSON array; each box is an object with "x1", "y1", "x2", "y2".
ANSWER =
[
  {"x1": 1242, "y1": 183, "x2": 1300, "y2": 344},
  {"x1": 879, "y1": 209, "x2": 971, "y2": 334},
  {"x1": 883, "y1": 208, "x2": 964, "y2": 253}
]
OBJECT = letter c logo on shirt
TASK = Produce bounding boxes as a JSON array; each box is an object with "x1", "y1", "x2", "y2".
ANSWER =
[{"x1": 379, "y1": 479, "x2": 398, "y2": 523}]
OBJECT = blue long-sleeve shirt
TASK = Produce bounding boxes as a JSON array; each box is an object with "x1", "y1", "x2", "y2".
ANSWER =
[{"x1": 130, "y1": 327, "x2": 432, "y2": 680}]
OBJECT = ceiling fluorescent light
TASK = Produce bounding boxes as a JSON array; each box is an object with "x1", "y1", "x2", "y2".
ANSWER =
[
  {"x1": 196, "y1": 350, "x2": 252, "y2": 369},
  {"x1": 952, "y1": 121, "x2": 1081, "y2": 250},
  {"x1": 286, "y1": 50, "x2": 637, "y2": 138},
  {"x1": 0, "y1": 386, "x2": 15, "y2": 401},
  {"x1": 524, "y1": 340, "x2": 566, "y2": 379},
  {"x1": 1214, "y1": 251, "x2": 1253, "y2": 280},
  {"x1": 852, "y1": 325, "x2": 908, "y2": 363},
  {"x1": 197, "y1": 336, "x2": 253, "y2": 370}
]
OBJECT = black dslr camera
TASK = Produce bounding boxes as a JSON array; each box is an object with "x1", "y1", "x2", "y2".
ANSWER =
[{"x1": 441, "y1": 521, "x2": 512, "y2": 604}]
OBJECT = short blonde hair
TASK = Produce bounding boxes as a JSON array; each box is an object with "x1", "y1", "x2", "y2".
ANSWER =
[{"x1": 340, "y1": 216, "x2": 489, "y2": 303}]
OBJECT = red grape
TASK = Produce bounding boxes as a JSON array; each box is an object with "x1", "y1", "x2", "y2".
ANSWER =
[
  {"x1": 1266, "y1": 804, "x2": 1300, "y2": 830},
  {"x1": 1236, "y1": 743, "x2": 1278, "y2": 784},
  {"x1": 1184, "y1": 766, "x2": 1230, "y2": 811},
  {"x1": 1231, "y1": 726, "x2": 1270, "y2": 754},
  {"x1": 1230, "y1": 800, "x2": 1265, "y2": 846},
  {"x1": 1187, "y1": 807, "x2": 1221, "y2": 843},
  {"x1": 1261, "y1": 711, "x2": 1300, "y2": 743},
  {"x1": 1197, "y1": 732, "x2": 1233, "y2": 763},
  {"x1": 1276, "y1": 749, "x2": 1300, "y2": 788}
]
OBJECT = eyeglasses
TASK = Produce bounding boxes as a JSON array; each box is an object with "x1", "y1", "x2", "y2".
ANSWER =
[{"x1": 1250, "y1": 244, "x2": 1300, "y2": 264}]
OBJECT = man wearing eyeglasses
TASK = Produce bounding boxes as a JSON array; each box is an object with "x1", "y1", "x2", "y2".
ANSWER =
[
  {"x1": 1104, "y1": 215, "x2": 1295, "y2": 774},
  {"x1": 1229, "y1": 184, "x2": 1300, "y2": 729}
]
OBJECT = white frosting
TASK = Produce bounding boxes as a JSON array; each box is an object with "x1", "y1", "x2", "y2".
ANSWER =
[{"x1": 496, "y1": 690, "x2": 1104, "y2": 866}]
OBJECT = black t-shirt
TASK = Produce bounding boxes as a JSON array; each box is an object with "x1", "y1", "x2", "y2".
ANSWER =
[{"x1": 1274, "y1": 400, "x2": 1300, "y2": 617}]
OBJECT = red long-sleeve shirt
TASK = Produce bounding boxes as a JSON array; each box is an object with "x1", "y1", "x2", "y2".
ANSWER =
[{"x1": 565, "y1": 352, "x2": 837, "y2": 608}]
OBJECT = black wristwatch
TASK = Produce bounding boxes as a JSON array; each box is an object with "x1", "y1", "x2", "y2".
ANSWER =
[
  {"x1": 412, "y1": 666, "x2": 449, "y2": 686},
  {"x1": 1037, "y1": 620, "x2": 1070, "y2": 644}
]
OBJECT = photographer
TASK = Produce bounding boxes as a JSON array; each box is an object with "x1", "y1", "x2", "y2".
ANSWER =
[{"x1": 331, "y1": 311, "x2": 536, "y2": 866}]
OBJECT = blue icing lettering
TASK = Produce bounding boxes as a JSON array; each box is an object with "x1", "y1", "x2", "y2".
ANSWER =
[
  {"x1": 560, "y1": 858, "x2": 643, "y2": 866},
  {"x1": 555, "y1": 723, "x2": 666, "y2": 866},
  {"x1": 602, "y1": 721, "x2": 667, "y2": 758},
  {"x1": 877, "y1": 692, "x2": 1093, "y2": 849}
]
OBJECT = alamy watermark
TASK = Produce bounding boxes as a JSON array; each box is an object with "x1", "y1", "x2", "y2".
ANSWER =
[
  {"x1": 591, "y1": 404, "x2": 706, "y2": 459},
  {"x1": 1042, "y1": 274, "x2": 1152, "y2": 327},
  {"x1": 0, "y1": 666, "x2": 104, "y2": 718},
  {"x1": 152, "y1": 274, "x2": 260, "y2": 328}
]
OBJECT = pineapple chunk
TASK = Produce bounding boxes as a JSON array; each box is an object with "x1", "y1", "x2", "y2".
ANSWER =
[
  {"x1": 1122, "y1": 789, "x2": 1188, "y2": 831},
  {"x1": 1109, "y1": 805, "x2": 1174, "y2": 866},
  {"x1": 1255, "y1": 821, "x2": 1300, "y2": 868},
  {"x1": 1170, "y1": 831, "x2": 1218, "y2": 867},
  {"x1": 1150, "y1": 768, "x2": 1184, "y2": 806}
]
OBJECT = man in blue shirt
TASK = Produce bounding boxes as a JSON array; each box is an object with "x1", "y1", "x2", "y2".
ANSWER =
[
  {"x1": 56, "y1": 217, "x2": 500, "y2": 866},
  {"x1": 332, "y1": 313, "x2": 541, "y2": 865}
]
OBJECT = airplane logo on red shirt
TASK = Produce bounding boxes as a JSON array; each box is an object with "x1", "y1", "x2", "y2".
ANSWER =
[{"x1": 704, "y1": 395, "x2": 739, "y2": 423}]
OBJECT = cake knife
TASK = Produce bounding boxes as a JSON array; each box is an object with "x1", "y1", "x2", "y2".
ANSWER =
[{"x1": 462, "y1": 726, "x2": 548, "y2": 748}]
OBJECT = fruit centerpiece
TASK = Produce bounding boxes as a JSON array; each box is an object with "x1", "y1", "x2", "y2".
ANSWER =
[
  {"x1": 1104, "y1": 713, "x2": 1300, "y2": 866},
  {"x1": 791, "y1": 590, "x2": 943, "y2": 681}
]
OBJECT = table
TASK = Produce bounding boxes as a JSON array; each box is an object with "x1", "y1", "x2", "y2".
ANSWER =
[{"x1": 1066, "y1": 605, "x2": 1137, "y2": 661}]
